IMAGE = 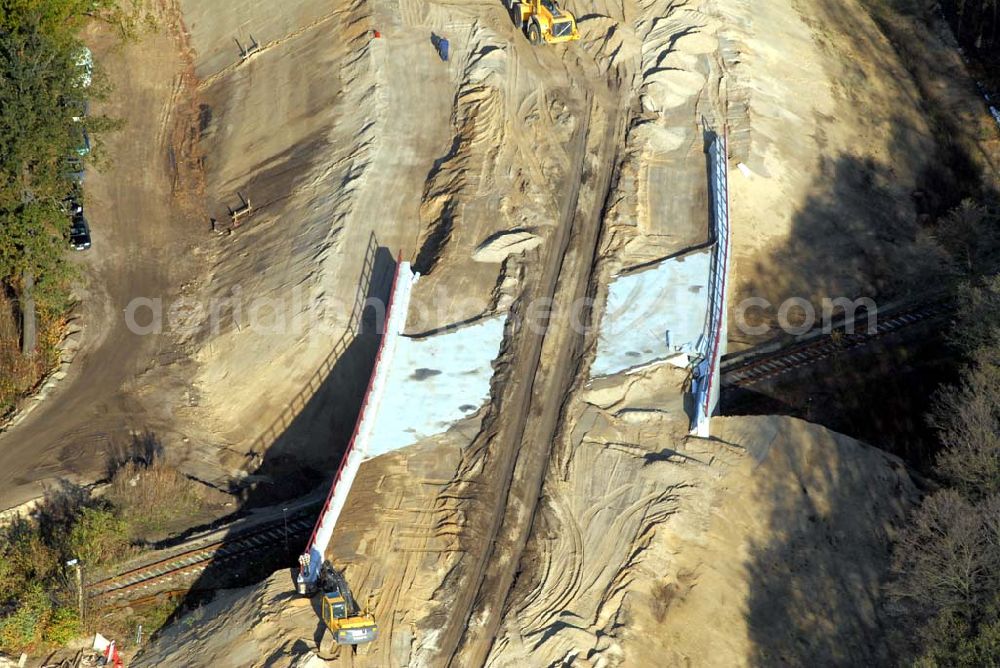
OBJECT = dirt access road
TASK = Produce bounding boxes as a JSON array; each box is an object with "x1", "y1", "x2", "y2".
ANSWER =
[
  {"x1": 0, "y1": 9, "x2": 204, "y2": 511},
  {"x1": 431, "y1": 59, "x2": 628, "y2": 666}
]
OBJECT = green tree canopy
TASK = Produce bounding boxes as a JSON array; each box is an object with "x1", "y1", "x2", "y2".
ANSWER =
[
  {"x1": 0, "y1": 7, "x2": 111, "y2": 323},
  {"x1": 0, "y1": 0, "x2": 114, "y2": 40}
]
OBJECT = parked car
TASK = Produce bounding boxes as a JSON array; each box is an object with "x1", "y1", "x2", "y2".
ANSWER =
[
  {"x1": 64, "y1": 95, "x2": 89, "y2": 123},
  {"x1": 65, "y1": 156, "x2": 85, "y2": 183},
  {"x1": 60, "y1": 190, "x2": 83, "y2": 216},
  {"x1": 70, "y1": 212, "x2": 91, "y2": 251},
  {"x1": 70, "y1": 124, "x2": 91, "y2": 156},
  {"x1": 74, "y1": 47, "x2": 93, "y2": 89}
]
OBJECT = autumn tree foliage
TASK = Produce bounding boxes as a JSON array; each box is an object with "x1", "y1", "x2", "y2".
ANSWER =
[{"x1": 890, "y1": 274, "x2": 1000, "y2": 665}]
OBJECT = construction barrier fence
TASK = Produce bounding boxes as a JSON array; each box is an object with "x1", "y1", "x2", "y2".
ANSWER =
[
  {"x1": 691, "y1": 130, "x2": 731, "y2": 438},
  {"x1": 298, "y1": 257, "x2": 417, "y2": 589}
]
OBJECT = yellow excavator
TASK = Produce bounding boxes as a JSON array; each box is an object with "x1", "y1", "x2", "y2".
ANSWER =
[
  {"x1": 318, "y1": 562, "x2": 379, "y2": 646},
  {"x1": 505, "y1": 0, "x2": 580, "y2": 45}
]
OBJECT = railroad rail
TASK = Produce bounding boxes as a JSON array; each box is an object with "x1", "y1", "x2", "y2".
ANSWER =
[
  {"x1": 87, "y1": 513, "x2": 314, "y2": 602},
  {"x1": 721, "y1": 299, "x2": 955, "y2": 387}
]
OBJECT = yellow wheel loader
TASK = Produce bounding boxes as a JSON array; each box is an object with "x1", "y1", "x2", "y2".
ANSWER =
[
  {"x1": 505, "y1": 0, "x2": 580, "y2": 45},
  {"x1": 318, "y1": 562, "x2": 379, "y2": 646}
]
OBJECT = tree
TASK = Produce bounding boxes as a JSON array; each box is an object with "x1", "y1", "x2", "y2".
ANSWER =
[
  {"x1": 934, "y1": 200, "x2": 998, "y2": 275},
  {"x1": 67, "y1": 506, "x2": 132, "y2": 567},
  {"x1": 0, "y1": 22, "x2": 86, "y2": 355},
  {"x1": 0, "y1": 26, "x2": 83, "y2": 190},
  {"x1": 889, "y1": 246, "x2": 1000, "y2": 662},
  {"x1": 0, "y1": 584, "x2": 52, "y2": 654},
  {"x1": 891, "y1": 491, "x2": 1000, "y2": 615},
  {"x1": 0, "y1": 0, "x2": 114, "y2": 41},
  {"x1": 932, "y1": 363, "x2": 1000, "y2": 500},
  {"x1": 917, "y1": 610, "x2": 1000, "y2": 666},
  {"x1": 0, "y1": 494, "x2": 130, "y2": 654}
]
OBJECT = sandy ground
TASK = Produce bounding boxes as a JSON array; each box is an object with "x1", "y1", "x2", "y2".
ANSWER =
[
  {"x1": 163, "y1": 0, "x2": 605, "y2": 489},
  {"x1": 5, "y1": 0, "x2": 994, "y2": 662},
  {"x1": 482, "y1": 405, "x2": 916, "y2": 667},
  {"x1": 130, "y1": 0, "x2": 964, "y2": 663},
  {"x1": 131, "y1": 414, "x2": 916, "y2": 668},
  {"x1": 4, "y1": 0, "x2": 986, "y2": 506},
  {"x1": 2, "y1": 0, "x2": 572, "y2": 506},
  {"x1": 719, "y1": 0, "x2": 999, "y2": 346},
  {"x1": 0, "y1": 2, "x2": 207, "y2": 510}
]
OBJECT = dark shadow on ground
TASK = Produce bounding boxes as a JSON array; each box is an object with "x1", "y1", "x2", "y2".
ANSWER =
[
  {"x1": 722, "y1": 322, "x2": 961, "y2": 471},
  {"x1": 104, "y1": 429, "x2": 165, "y2": 478},
  {"x1": 722, "y1": 2, "x2": 1000, "y2": 658},
  {"x1": 735, "y1": 420, "x2": 914, "y2": 666},
  {"x1": 160, "y1": 241, "x2": 398, "y2": 632},
  {"x1": 725, "y1": 91, "x2": 995, "y2": 467},
  {"x1": 733, "y1": 144, "x2": 957, "y2": 340}
]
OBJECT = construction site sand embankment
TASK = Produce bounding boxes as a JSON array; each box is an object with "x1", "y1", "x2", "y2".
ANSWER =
[{"x1": 75, "y1": 0, "x2": 1000, "y2": 664}]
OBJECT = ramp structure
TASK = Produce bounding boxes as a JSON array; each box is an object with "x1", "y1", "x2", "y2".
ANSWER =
[
  {"x1": 297, "y1": 259, "x2": 417, "y2": 590},
  {"x1": 589, "y1": 130, "x2": 731, "y2": 437},
  {"x1": 690, "y1": 130, "x2": 731, "y2": 437},
  {"x1": 296, "y1": 255, "x2": 508, "y2": 592},
  {"x1": 366, "y1": 315, "x2": 505, "y2": 458},
  {"x1": 591, "y1": 248, "x2": 713, "y2": 377}
]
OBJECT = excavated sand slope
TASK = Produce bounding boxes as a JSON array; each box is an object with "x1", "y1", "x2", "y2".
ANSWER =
[
  {"x1": 163, "y1": 0, "x2": 569, "y2": 484},
  {"x1": 130, "y1": 0, "x2": 986, "y2": 662},
  {"x1": 587, "y1": 0, "x2": 977, "y2": 345},
  {"x1": 485, "y1": 409, "x2": 917, "y2": 667},
  {"x1": 147, "y1": 0, "x2": 969, "y2": 488},
  {"x1": 132, "y1": 414, "x2": 916, "y2": 668}
]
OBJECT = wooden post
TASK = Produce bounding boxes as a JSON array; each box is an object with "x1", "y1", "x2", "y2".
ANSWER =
[
  {"x1": 229, "y1": 192, "x2": 253, "y2": 227},
  {"x1": 67, "y1": 559, "x2": 83, "y2": 623}
]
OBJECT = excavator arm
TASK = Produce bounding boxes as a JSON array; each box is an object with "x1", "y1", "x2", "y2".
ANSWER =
[{"x1": 318, "y1": 562, "x2": 379, "y2": 646}]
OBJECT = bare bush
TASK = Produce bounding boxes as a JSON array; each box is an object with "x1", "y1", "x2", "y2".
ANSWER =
[
  {"x1": 931, "y1": 364, "x2": 1000, "y2": 500},
  {"x1": 950, "y1": 275, "x2": 1000, "y2": 364},
  {"x1": 890, "y1": 491, "x2": 1000, "y2": 616},
  {"x1": 0, "y1": 291, "x2": 55, "y2": 417},
  {"x1": 106, "y1": 456, "x2": 203, "y2": 538},
  {"x1": 934, "y1": 200, "x2": 997, "y2": 274}
]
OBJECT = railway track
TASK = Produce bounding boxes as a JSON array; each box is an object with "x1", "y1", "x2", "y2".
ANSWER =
[
  {"x1": 87, "y1": 513, "x2": 314, "y2": 602},
  {"x1": 721, "y1": 299, "x2": 955, "y2": 387}
]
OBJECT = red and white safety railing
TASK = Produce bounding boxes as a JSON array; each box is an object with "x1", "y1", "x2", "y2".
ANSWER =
[
  {"x1": 297, "y1": 257, "x2": 417, "y2": 592},
  {"x1": 691, "y1": 130, "x2": 731, "y2": 438}
]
